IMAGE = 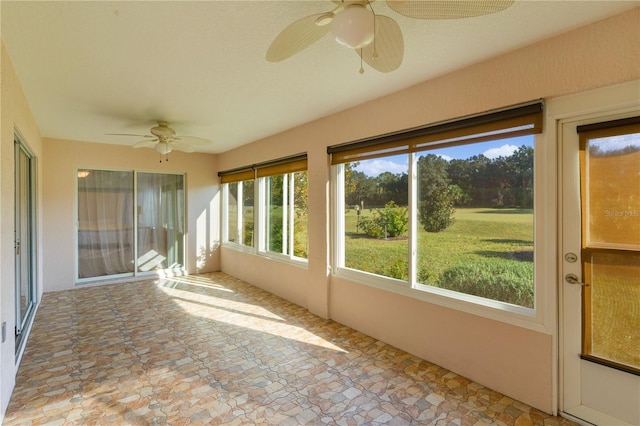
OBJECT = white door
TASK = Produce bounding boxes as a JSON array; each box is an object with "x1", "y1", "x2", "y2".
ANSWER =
[{"x1": 560, "y1": 110, "x2": 640, "y2": 425}]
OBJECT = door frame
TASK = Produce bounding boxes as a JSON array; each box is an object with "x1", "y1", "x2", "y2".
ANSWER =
[
  {"x1": 551, "y1": 80, "x2": 640, "y2": 424},
  {"x1": 14, "y1": 131, "x2": 38, "y2": 358}
]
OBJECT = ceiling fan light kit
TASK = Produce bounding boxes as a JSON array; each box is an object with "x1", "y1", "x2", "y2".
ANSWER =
[
  {"x1": 155, "y1": 141, "x2": 172, "y2": 155},
  {"x1": 331, "y1": 5, "x2": 374, "y2": 49}
]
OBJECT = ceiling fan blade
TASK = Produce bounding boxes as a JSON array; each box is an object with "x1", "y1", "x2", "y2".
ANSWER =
[
  {"x1": 106, "y1": 133, "x2": 154, "y2": 138},
  {"x1": 173, "y1": 136, "x2": 213, "y2": 145},
  {"x1": 386, "y1": 0, "x2": 514, "y2": 20},
  {"x1": 266, "y1": 13, "x2": 333, "y2": 62},
  {"x1": 132, "y1": 139, "x2": 158, "y2": 148},
  {"x1": 170, "y1": 142, "x2": 195, "y2": 153},
  {"x1": 357, "y1": 15, "x2": 403, "y2": 73}
]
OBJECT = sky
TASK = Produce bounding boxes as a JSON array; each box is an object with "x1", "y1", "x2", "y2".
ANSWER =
[
  {"x1": 591, "y1": 132, "x2": 640, "y2": 152},
  {"x1": 355, "y1": 135, "x2": 534, "y2": 177}
]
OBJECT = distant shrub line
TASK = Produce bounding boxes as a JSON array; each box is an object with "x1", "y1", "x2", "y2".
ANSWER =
[{"x1": 383, "y1": 258, "x2": 534, "y2": 308}]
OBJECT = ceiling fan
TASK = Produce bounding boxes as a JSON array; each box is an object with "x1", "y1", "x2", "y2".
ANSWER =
[
  {"x1": 266, "y1": 0, "x2": 514, "y2": 73},
  {"x1": 107, "y1": 121, "x2": 213, "y2": 155}
]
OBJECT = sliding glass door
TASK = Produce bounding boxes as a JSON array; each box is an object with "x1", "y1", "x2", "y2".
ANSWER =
[
  {"x1": 136, "y1": 173, "x2": 185, "y2": 272},
  {"x1": 15, "y1": 135, "x2": 37, "y2": 353},
  {"x1": 77, "y1": 170, "x2": 185, "y2": 281}
]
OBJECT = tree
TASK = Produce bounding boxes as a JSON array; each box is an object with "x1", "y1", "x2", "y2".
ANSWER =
[
  {"x1": 417, "y1": 154, "x2": 462, "y2": 232},
  {"x1": 507, "y1": 145, "x2": 534, "y2": 208},
  {"x1": 376, "y1": 172, "x2": 408, "y2": 206},
  {"x1": 449, "y1": 155, "x2": 491, "y2": 207},
  {"x1": 345, "y1": 170, "x2": 375, "y2": 207},
  {"x1": 344, "y1": 162, "x2": 359, "y2": 200},
  {"x1": 293, "y1": 170, "x2": 308, "y2": 212}
]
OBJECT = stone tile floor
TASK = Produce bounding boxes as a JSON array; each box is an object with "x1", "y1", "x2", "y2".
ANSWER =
[{"x1": 4, "y1": 272, "x2": 576, "y2": 425}]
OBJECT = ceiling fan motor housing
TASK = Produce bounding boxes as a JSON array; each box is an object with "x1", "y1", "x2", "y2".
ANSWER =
[{"x1": 150, "y1": 121, "x2": 176, "y2": 139}]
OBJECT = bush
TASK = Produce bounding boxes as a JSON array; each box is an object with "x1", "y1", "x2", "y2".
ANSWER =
[
  {"x1": 418, "y1": 184, "x2": 465, "y2": 233},
  {"x1": 417, "y1": 267, "x2": 438, "y2": 285},
  {"x1": 244, "y1": 221, "x2": 254, "y2": 246},
  {"x1": 384, "y1": 259, "x2": 408, "y2": 280},
  {"x1": 360, "y1": 201, "x2": 408, "y2": 239},
  {"x1": 438, "y1": 259, "x2": 534, "y2": 308}
]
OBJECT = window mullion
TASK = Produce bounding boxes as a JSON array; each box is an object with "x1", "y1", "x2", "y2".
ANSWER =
[
  {"x1": 333, "y1": 164, "x2": 345, "y2": 270},
  {"x1": 408, "y1": 152, "x2": 417, "y2": 287},
  {"x1": 282, "y1": 174, "x2": 289, "y2": 255},
  {"x1": 288, "y1": 173, "x2": 295, "y2": 257},
  {"x1": 237, "y1": 182, "x2": 244, "y2": 245},
  {"x1": 256, "y1": 178, "x2": 263, "y2": 252}
]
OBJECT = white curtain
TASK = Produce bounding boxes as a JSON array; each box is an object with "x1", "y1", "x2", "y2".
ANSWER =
[
  {"x1": 136, "y1": 173, "x2": 184, "y2": 272},
  {"x1": 77, "y1": 170, "x2": 134, "y2": 278},
  {"x1": 77, "y1": 170, "x2": 184, "y2": 279}
]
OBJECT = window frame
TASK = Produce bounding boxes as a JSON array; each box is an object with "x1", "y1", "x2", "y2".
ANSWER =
[
  {"x1": 258, "y1": 171, "x2": 308, "y2": 262},
  {"x1": 221, "y1": 179, "x2": 256, "y2": 255},
  {"x1": 220, "y1": 154, "x2": 309, "y2": 267},
  {"x1": 330, "y1": 103, "x2": 554, "y2": 332}
]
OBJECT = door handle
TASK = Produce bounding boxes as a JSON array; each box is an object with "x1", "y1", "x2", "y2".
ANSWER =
[{"x1": 565, "y1": 273, "x2": 588, "y2": 287}]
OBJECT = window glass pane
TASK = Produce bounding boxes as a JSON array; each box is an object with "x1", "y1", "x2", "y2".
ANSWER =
[
  {"x1": 136, "y1": 173, "x2": 185, "y2": 272},
  {"x1": 227, "y1": 182, "x2": 239, "y2": 243},
  {"x1": 293, "y1": 171, "x2": 308, "y2": 259},
  {"x1": 344, "y1": 157, "x2": 409, "y2": 279},
  {"x1": 587, "y1": 251, "x2": 640, "y2": 370},
  {"x1": 242, "y1": 180, "x2": 255, "y2": 247},
  {"x1": 585, "y1": 132, "x2": 640, "y2": 249},
  {"x1": 266, "y1": 174, "x2": 286, "y2": 253},
  {"x1": 77, "y1": 170, "x2": 134, "y2": 278},
  {"x1": 417, "y1": 137, "x2": 534, "y2": 308}
]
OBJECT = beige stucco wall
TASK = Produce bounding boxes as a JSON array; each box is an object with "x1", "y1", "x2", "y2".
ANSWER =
[
  {"x1": 218, "y1": 8, "x2": 640, "y2": 414},
  {"x1": 41, "y1": 138, "x2": 220, "y2": 292},
  {"x1": 0, "y1": 42, "x2": 44, "y2": 420}
]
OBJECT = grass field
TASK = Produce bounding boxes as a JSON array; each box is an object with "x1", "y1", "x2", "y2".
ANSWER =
[{"x1": 345, "y1": 207, "x2": 534, "y2": 306}]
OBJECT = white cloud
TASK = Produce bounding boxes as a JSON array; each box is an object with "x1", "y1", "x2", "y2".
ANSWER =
[
  {"x1": 356, "y1": 158, "x2": 407, "y2": 177},
  {"x1": 437, "y1": 154, "x2": 453, "y2": 161},
  {"x1": 483, "y1": 144, "x2": 518, "y2": 159},
  {"x1": 592, "y1": 134, "x2": 640, "y2": 152}
]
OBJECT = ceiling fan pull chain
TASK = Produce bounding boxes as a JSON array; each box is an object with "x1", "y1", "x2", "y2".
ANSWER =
[
  {"x1": 367, "y1": 0, "x2": 378, "y2": 61},
  {"x1": 359, "y1": 49, "x2": 364, "y2": 74}
]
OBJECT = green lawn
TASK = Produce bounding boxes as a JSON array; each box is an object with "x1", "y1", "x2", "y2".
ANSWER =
[{"x1": 345, "y1": 207, "x2": 534, "y2": 307}]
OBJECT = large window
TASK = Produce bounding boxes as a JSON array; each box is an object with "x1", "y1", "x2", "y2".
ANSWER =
[
  {"x1": 77, "y1": 169, "x2": 185, "y2": 280},
  {"x1": 225, "y1": 179, "x2": 254, "y2": 247},
  {"x1": 330, "y1": 103, "x2": 542, "y2": 311},
  {"x1": 261, "y1": 171, "x2": 308, "y2": 258},
  {"x1": 220, "y1": 154, "x2": 308, "y2": 261}
]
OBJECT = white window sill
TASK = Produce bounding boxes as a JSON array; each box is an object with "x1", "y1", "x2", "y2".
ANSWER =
[{"x1": 333, "y1": 267, "x2": 549, "y2": 334}]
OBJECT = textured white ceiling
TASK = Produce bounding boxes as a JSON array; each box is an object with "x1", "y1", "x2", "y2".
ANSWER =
[{"x1": 1, "y1": 1, "x2": 638, "y2": 153}]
